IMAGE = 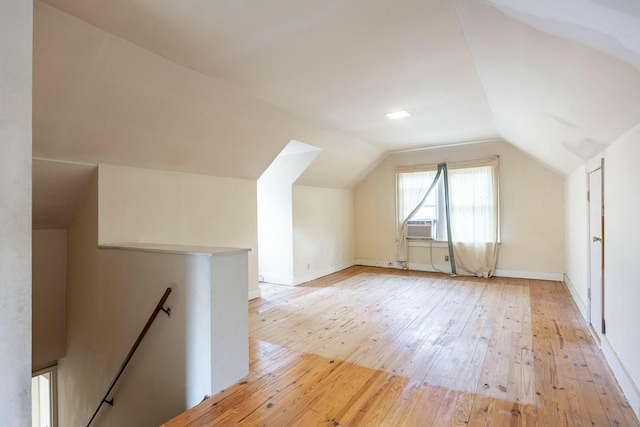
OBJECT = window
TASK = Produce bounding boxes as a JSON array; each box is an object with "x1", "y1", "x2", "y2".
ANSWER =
[
  {"x1": 410, "y1": 185, "x2": 438, "y2": 223},
  {"x1": 448, "y1": 165, "x2": 499, "y2": 243},
  {"x1": 397, "y1": 169, "x2": 445, "y2": 241},
  {"x1": 32, "y1": 367, "x2": 57, "y2": 427},
  {"x1": 397, "y1": 163, "x2": 499, "y2": 243},
  {"x1": 396, "y1": 157, "x2": 500, "y2": 276}
]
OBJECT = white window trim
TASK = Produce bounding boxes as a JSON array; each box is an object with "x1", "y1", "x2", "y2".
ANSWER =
[
  {"x1": 32, "y1": 365, "x2": 58, "y2": 427},
  {"x1": 407, "y1": 240, "x2": 449, "y2": 248},
  {"x1": 397, "y1": 156, "x2": 502, "y2": 247}
]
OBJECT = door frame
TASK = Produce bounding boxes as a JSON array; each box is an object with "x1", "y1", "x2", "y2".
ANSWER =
[{"x1": 586, "y1": 156, "x2": 605, "y2": 343}]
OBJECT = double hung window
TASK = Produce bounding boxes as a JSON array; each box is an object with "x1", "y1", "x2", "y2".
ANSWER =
[{"x1": 396, "y1": 157, "x2": 500, "y2": 277}]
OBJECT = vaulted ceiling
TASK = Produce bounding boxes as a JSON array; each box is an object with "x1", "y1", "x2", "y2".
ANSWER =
[{"x1": 33, "y1": 0, "x2": 640, "y2": 199}]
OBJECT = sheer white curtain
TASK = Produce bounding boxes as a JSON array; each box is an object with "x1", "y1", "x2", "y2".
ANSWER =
[
  {"x1": 448, "y1": 157, "x2": 499, "y2": 277},
  {"x1": 396, "y1": 169, "x2": 438, "y2": 265}
]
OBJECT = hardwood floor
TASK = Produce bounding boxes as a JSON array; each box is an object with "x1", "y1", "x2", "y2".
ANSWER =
[{"x1": 163, "y1": 266, "x2": 639, "y2": 426}]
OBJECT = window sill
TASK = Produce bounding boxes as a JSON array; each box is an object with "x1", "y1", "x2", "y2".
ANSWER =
[
  {"x1": 407, "y1": 240, "x2": 502, "y2": 247},
  {"x1": 407, "y1": 240, "x2": 449, "y2": 248}
]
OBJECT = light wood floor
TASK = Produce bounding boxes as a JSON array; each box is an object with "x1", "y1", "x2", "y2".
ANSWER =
[{"x1": 163, "y1": 266, "x2": 639, "y2": 426}]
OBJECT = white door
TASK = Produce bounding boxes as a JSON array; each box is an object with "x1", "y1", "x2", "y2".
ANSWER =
[{"x1": 588, "y1": 167, "x2": 604, "y2": 343}]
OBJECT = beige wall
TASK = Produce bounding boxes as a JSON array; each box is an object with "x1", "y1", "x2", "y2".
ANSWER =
[
  {"x1": 292, "y1": 186, "x2": 356, "y2": 282},
  {"x1": 98, "y1": 164, "x2": 259, "y2": 297},
  {"x1": 32, "y1": 229, "x2": 67, "y2": 371},
  {"x1": 355, "y1": 140, "x2": 565, "y2": 277},
  {"x1": 0, "y1": 0, "x2": 32, "y2": 423},
  {"x1": 60, "y1": 176, "x2": 214, "y2": 426}
]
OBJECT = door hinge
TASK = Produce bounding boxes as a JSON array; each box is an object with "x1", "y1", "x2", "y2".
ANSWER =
[
  {"x1": 588, "y1": 288, "x2": 591, "y2": 299},
  {"x1": 602, "y1": 319, "x2": 606, "y2": 334},
  {"x1": 587, "y1": 191, "x2": 590, "y2": 202}
]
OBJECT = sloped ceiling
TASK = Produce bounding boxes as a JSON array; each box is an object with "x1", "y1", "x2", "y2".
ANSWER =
[
  {"x1": 33, "y1": 1, "x2": 384, "y2": 189},
  {"x1": 34, "y1": 0, "x2": 640, "y2": 190},
  {"x1": 456, "y1": 0, "x2": 640, "y2": 174}
]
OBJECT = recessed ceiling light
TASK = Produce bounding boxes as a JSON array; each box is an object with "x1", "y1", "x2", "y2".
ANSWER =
[{"x1": 385, "y1": 110, "x2": 410, "y2": 119}]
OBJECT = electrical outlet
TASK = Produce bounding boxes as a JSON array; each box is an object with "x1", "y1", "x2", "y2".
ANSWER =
[
  {"x1": 307, "y1": 263, "x2": 311, "y2": 270},
  {"x1": 444, "y1": 255, "x2": 449, "y2": 262}
]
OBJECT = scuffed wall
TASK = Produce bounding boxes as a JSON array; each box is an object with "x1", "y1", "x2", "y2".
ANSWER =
[{"x1": 0, "y1": 0, "x2": 32, "y2": 423}]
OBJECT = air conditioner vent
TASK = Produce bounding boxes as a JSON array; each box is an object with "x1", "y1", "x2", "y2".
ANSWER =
[{"x1": 406, "y1": 220, "x2": 435, "y2": 240}]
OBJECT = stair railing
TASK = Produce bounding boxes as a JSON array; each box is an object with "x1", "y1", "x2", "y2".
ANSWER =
[{"x1": 86, "y1": 287, "x2": 172, "y2": 427}]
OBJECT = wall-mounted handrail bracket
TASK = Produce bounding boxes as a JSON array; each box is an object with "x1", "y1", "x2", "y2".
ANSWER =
[{"x1": 86, "y1": 287, "x2": 173, "y2": 427}]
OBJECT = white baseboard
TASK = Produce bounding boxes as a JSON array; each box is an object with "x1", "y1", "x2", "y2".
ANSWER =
[
  {"x1": 563, "y1": 274, "x2": 588, "y2": 320},
  {"x1": 355, "y1": 259, "x2": 442, "y2": 271},
  {"x1": 601, "y1": 336, "x2": 640, "y2": 420},
  {"x1": 493, "y1": 269, "x2": 564, "y2": 281},
  {"x1": 259, "y1": 273, "x2": 294, "y2": 286},
  {"x1": 259, "y1": 261, "x2": 358, "y2": 287},
  {"x1": 406, "y1": 262, "x2": 450, "y2": 274},
  {"x1": 355, "y1": 259, "x2": 404, "y2": 269},
  {"x1": 355, "y1": 259, "x2": 563, "y2": 281},
  {"x1": 563, "y1": 277, "x2": 640, "y2": 418},
  {"x1": 248, "y1": 287, "x2": 262, "y2": 300},
  {"x1": 293, "y1": 260, "x2": 356, "y2": 286}
]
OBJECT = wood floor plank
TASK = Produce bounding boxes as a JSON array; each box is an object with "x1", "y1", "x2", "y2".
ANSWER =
[
  {"x1": 323, "y1": 369, "x2": 392, "y2": 425},
  {"x1": 283, "y1": 360, "x2": 379, "y2": 426},
  {"x1": 373, "y1": 377, "x2": 422, "y2": 426},
  {"x1": 163, "y1": 267, "x2": 640, "y2": 427}
]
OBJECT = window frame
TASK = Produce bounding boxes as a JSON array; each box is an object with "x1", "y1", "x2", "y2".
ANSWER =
[
  {"x1": 396, "y1": 161, "x2": 500, "y2": 246},
  {"x1": 32, "y1": 365, "x2": 58, "y2": 427}
]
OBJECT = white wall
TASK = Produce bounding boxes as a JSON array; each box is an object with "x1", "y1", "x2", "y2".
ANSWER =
[
  {"x1": 0, "y1": 0, "x2": 32, "y2": 424},
  {"x1": 355, "y1": 141, "x2": 565, "y2": 278},
  {"x1": 564, "y1": 165, "x2": 589, "y2": 317},
  {"x1": 292, "y1": 186, "x2": 356, "y2": 283},
  {"x1": 563, "y1": 123, "x2": 640, "y2": 417},
  {"x1": 32, "y1": 229, "x2": 67, "y2": 371},
  {"x1": 98, "y1": 164, "x2": 260, "y2": 298},
  {"x1": 601, "y1": 123, "x2": 640, "y2": 414},
  {"x1": 257, "y1": 144, "x2": 320, "y2": 285},
  {"x1": 257, "y1": 155, "x2": 295, "y2": 284},
  {"x1": 60, "y1": 177, "x2": 213, "y2": 427}
]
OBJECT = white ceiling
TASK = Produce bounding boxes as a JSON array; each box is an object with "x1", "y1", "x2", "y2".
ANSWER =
[{"x1": 33, "y1": 0, "x2": 640, "y2": 192}]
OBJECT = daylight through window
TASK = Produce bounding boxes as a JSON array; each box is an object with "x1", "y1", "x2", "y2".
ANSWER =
[{"x1": 397, "y1": 163, "x2": 499, "y2": 243}]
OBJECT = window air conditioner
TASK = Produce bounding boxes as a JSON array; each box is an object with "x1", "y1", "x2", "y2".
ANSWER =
[{"x1": 406, "y1": 220, "x2": 435, "y2": 240}]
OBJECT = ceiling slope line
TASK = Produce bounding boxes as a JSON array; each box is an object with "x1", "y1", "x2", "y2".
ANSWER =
[
  {"x1": 389, "y1": 138, "x2": 503, "y2": 154},
  {"x1": 449, "y1": 0, "x2": 502, "y2": 144},
  {"x1": 32, "y1": 157, "x2": 98, "y2": 167}
]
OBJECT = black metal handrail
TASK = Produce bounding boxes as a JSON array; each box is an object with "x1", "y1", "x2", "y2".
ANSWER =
[{"x1": 86, "y1": 287, "x2": 172, "y2": 427}]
